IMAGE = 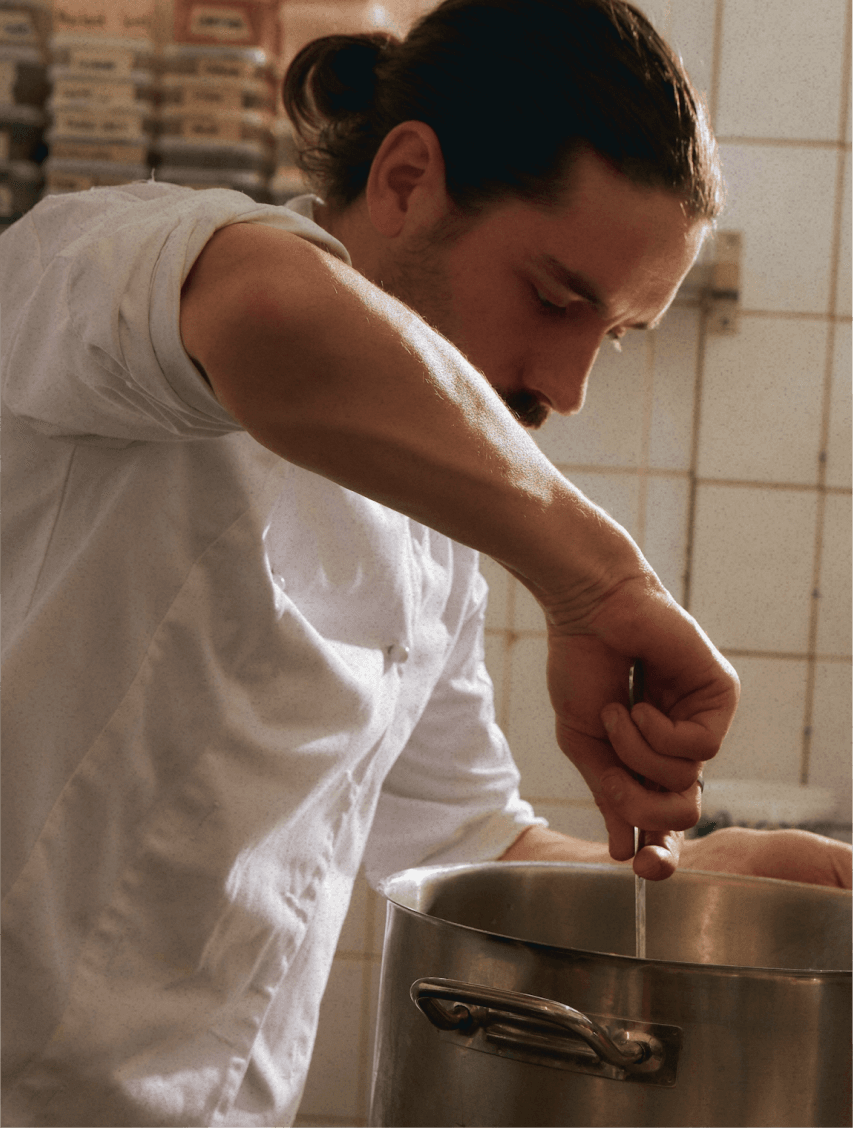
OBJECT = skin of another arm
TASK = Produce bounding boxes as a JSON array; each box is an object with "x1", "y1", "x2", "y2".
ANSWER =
[{"x1": 500, "y1": 823, "x2": 853, "y2": 888}]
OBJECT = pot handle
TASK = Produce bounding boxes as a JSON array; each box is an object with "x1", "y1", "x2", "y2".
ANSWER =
[{"x1": 411, "y1": 977, "x2": 674, "y2": 1077}]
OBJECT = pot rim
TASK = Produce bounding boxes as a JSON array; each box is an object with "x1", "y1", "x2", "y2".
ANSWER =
[{"x1": 377, "y1": 861, "x2": 852, "y2": 980}]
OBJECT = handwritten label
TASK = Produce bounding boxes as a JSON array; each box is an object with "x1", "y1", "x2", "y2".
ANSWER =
[
  {"x1": 178, "y1": 113, "x2": 241, "y2": 142},
  {"x1": 67, "y1": 47, "x2": 135, "y2": 75},
  {"x1": 198, "y1": 57, "x2": 253, "y2": 79},
  {"x1": 53, "y1": 107, "x2": 145, "y2": 140},
  {"x1": 0, "y1": 10, "x2": 36, "y2": 44},
  {"x1": 189, "y1": 6, "x2": 251, "y2": 42},
  {"x1": 54, "y1": 77, "x2": 138, "y2": 105},
  {"x1": 0, "y1": 59, "x2": 15, "y2": 102}
]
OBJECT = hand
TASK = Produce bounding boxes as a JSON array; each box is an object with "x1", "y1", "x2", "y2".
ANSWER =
[
  {"x1": 543, "y1": 574, "x2": 740, "y2": 874},
  {"x1": 680, "y1": 827, "x2": 852, "y2": 889}
]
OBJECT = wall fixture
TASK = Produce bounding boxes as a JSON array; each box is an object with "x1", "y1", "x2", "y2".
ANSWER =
[{"x1": 678, "y1": 230, "x2": 742, "y2": 334}]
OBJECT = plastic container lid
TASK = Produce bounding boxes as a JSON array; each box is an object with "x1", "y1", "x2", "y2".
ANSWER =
[
  {"x1": 156, "y1": 164, "x2": 263, "y2": 189},
  {"x1": 151, "y1": 136, "x2": 272, "y2": 174},
  {"x1": 701, "y1": 779, "x2": 838, "y2": 827},
  {"x1": 0, "y1": 101, "x2": 44, "y2": 125},
  {"x1": 160, "y1": 42, "x2": 268, "y2": 65},
  {"x1": 0, "y1": 155, "x2": 41, "y2": 180},
  {"x1": 48, "y1": 33, "x2": 157, "y2": 67}
]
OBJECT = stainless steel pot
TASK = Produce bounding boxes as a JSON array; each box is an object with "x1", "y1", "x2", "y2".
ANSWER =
[{"x1": 369, "y1": 862, "x2": 851, "y2": 1128}]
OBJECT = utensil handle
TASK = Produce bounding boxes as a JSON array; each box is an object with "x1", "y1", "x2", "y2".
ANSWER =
[
  {"x1": 411, "y1": 977, "x2": 678, "y2": 1078},
  {"x1": 629, "y1": 659, "x2": 664, "y2": 851}
]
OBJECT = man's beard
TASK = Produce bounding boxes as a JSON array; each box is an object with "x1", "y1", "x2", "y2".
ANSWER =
[
  {"x1": 377, "y1": 227, "x2": 548, "y2": 431},
  {"x1": 499, "y1": 389, "x2": 549, "y2": 429}
]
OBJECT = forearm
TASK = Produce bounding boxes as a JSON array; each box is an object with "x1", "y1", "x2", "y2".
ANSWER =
[
  {"x1": 499, "y1": 824, "x2": 613, "y2": 865},
  {"x1": 180, "y1": 223, "x2": 647, "y2": 608}
]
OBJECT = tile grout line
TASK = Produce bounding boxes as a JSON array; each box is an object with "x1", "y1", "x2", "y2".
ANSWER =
[
  {"x1": 484, "y1": 629, "x2": 852, "y2": 664},
  {"x1": 681, "y1": 303, "x2": 709, "y2": 615},
  {"x1": 799, "y1": 7, "x2": 852, "y2": 786},
  {"x1": 716, "y1": 136, "x2": 852, "y2": 150},
  {"x1": 552, "y1": 465, "x2": 851, "y2": 495}
]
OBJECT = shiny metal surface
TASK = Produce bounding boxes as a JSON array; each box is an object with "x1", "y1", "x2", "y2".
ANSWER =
[
  {"x1": 411, "y1": 977, "x2": 681, "y2": 1084},
  {"x1": 369, "y1": 862, "x2": 852, "y2": 1128}
]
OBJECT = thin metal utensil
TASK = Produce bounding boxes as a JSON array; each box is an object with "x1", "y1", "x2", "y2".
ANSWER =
[{"x1": 629, "y1": 660, "x2": 648, "y2": 960}]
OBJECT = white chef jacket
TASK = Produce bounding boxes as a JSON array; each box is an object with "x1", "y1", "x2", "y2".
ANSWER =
[{"x1": 0, "y1": 181, "x2": 544, "y2": 1127}]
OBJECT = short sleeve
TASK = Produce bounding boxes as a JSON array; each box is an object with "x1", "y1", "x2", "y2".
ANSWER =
[{"x1": 0, "y1": 182, "x2": 350, "y2": 445}]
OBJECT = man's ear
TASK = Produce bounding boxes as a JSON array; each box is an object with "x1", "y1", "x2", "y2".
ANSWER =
[{"x1": 365, "y1": 121, "x2": 449, "y2": 238}]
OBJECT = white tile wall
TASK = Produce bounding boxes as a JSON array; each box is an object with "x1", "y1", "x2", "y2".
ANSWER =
[
  {"x1": 715, "y1": 0, "x2": 846, "y2": 141},
  {"x1": 295, "y1": 1, "x2": 852, "y2": 1123},
  {"x1": 837, "y1": 151, "x2": 852, "y2": 317},
  {"x1": 826, "y1": 323, "x2": 852, "y2": 489},
  {"x1": 666, "y1": 0, "x2": 717, "y2": 100},
  {"x1": 706, "y1": 655, "x2": 809, "y2": 783},
  {"x1": 809, "y1": 662, "x2": 853, "y2": 819},
  {"x1": 644, "y1": 475, "x2": 691, "y2": 603},
  {"x1": 717, "y1": 144, "x2": 838, "y2": 314},
  {"x1": 816, "y1": 492, "x2": 853, "y2": 657},
  {"x1": 698, "y1": 317, "x2": 828, "y2": 484},
  {"x1": 647, "y1": 308, "x2": 700, "y2": 471},
  {"x1": 690, "y1": 484, "x2": 819, "y2": 652}
]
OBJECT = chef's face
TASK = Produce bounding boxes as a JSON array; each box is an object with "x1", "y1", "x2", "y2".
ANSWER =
[{"x1": 379, "y1": 149, "x2": 707, "y2": 428}]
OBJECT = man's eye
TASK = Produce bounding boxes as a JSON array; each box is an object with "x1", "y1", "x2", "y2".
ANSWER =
[{"x1": 535, "y1": 290, "x2": 567, "y2": 314}]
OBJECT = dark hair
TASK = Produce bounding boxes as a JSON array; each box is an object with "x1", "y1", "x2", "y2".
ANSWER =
[{"x1": 282, "y1": 0, "x2": 724, "y2": 219}]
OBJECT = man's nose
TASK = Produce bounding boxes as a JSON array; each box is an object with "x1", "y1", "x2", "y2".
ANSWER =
[{"x1": 529, "y1": 332, "x2": 603, "y2": 416}]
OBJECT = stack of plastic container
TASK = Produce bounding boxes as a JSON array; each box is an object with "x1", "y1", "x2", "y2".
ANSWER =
[
  {"x1": 153, "y1": 0, "x2": 281, "y2": 201},
  {"x1": 0, "y1": 0, "x2": 49, "y2": 228},
  {"x1": 43, "y1": 0, "x2": 156, "y2": 197},
  {"x1": 268, "y1": 114, "x2": 306, "y2": 205}
]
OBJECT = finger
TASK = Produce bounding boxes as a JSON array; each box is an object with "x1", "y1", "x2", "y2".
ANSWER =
[
  {"x1": 629, "y1": 699, "x2": 728, "y2": 762},
  {"x1": 599, "y1": 768, "x2": 703, "y2": 833},
  {"x1": 634, "y1": 831, "x2": 683, "y2": 880},
  {"x1": 601, "y1": 704, "x2": 703, "y2": 792},
  {"x1": 590, "y1": 790, "x2": 637, "y2": 862}
]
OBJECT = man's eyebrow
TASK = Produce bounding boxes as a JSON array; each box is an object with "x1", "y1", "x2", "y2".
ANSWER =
[
  {"x1": 538, "y1": 254, "x2": 660, "y2": 331},
  {"x1": 539, "y1": 255, "x2": 608, "y2": 313}
]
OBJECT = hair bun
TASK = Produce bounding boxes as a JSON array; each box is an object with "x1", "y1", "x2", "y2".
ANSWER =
[{"x1": 308, "y1": 33, "x2": 395, "y2": 118}]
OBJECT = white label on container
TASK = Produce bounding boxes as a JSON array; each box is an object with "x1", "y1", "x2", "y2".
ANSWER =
[
  {"x1": 179, "y1": 114, "x2": 241, "y2": 142},
  {"x1": 54, "y1": 78, "x2": 137, "y2": 105},
  {"x1": 68, "y1": 47, "x2": 135, "y2": 75},
  {"x1": 198, "y1": 57, "x2": 251, "y2": 80},
  {"x1": 189, "y1": 6, "x2": 252, "y2": 42},
  {"x1": 48, "y1": 171, "x2": 96, "y2": 192},
  {"x1": 53, "y1": 0, "x2": 153, "y2": 38},
  {"x1": 0, "y1": 129, "x2": 9, "y2": 162},
  {"x1": 183, "y1": 84, "x2": 242, "y2": 112},
  {"x1": 0, "y1": 60, "x2": 15, "y2": 103},
  {"x1": 52, "y1": 6, "x2": 108, "y2": 35},
  {"x1": 0, "y1": 11, "x2": 36, "y2": 44},
  {"x1": 50, "y1": 140, "x2": 147, "y2": 163},
  {"x1": 54, "y1": 108, "x2": 144, "y2": 140}
]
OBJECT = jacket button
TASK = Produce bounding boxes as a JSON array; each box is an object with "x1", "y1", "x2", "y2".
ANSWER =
[{"x1": 386, "y1": 643, "x2": 410, "y2": 664}]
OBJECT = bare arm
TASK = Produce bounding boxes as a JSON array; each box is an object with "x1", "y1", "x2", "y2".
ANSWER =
[
  {"x1": 501, "y1": 825, "x2": 853, "y2": 888},
  {"x1": 181, "y1": 222, "x2": 740, "y2": 874},
  {"x1": 180, "y1": 222, "x2": 632, "y2": 597}
]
